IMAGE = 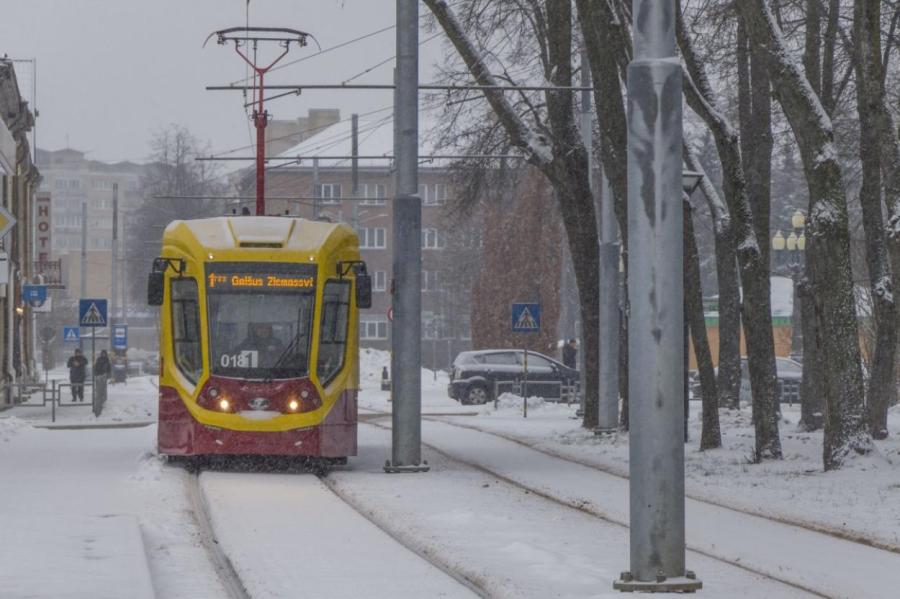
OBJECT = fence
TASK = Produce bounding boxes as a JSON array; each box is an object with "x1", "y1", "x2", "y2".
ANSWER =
[{"x1": 3, "y1": 376, "x2": 108, "y2": 422}]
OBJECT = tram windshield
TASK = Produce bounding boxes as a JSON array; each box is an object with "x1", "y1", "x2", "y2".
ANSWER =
[{"x1": 206, "y1": 264, "x2": 317, "y2": 379}]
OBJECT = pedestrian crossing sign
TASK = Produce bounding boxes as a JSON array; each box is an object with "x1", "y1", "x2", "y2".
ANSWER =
[
  {"x1": 79, "y1": 299, "x2": 108, "y2": 328},
  {"x1": 511, "y1": 302, "x2": 541, "y2": 333},
  {"x1": 63, "y1": 326, "x2": 80, "y2": 343}
]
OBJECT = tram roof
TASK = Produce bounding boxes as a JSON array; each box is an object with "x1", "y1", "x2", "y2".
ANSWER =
[{"x1": 162, "y1": 216, "x2": 357, "y2": 257}]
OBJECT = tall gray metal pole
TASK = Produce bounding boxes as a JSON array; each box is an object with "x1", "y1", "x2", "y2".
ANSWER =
[
  {"x1": 352, "y1": 113, "x2": 360, "y2": 230},
  {"x1": 312, "y1": 158, "x2": 320, "y2": 219},
  {"x1": 110, "y1": 183, "x2": 118, "y2": 327},
  {"x1": 615, "y1": 0, "x2": 700, "y2": 592},
  {"x1": 578, "y1": 50, "x2": 592, "y2": 417},
  {"x1": 385, "y1": 0, "x2": 427, "y2": 473},
  {"x1": 593, "y1": 57, "x2": 620, "y2": 433},
  {"x1": 80, "y1": 200, "x2": 87, "y2": 350},
  {"x1": 121, "y1": 214, "x2": 127, "y2": 322}
]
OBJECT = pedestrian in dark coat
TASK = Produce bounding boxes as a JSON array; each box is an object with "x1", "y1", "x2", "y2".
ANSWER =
[
  {"x1": 94, "y1": 350, "x2": 111, "y2": 378},
  {"x1": 562, "y1": 338, "x2": 578, "y2": 370},
  {"x1": 67, "y1": 349, "x2": 88, "y2": 402}
]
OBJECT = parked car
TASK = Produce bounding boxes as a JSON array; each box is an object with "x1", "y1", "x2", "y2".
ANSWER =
[
  {"x1": 448, "y1": 349, "x2": 579, "y2": 405},
  {"x1": 690, "y1": 357, "x2": 802, "y2": 404}
]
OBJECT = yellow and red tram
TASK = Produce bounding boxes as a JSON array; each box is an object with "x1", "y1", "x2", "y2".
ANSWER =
[{"x1": 148, "y1": 216, "x2": 370, "y2": 459}]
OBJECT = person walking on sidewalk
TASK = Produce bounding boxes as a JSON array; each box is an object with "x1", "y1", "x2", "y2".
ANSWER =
[
  {"x1": 67, "y1": 348, "x2": 88, "y2": 402},
  {"x1": 562, "y1": 338, "x2": 578, "y2": 370}
]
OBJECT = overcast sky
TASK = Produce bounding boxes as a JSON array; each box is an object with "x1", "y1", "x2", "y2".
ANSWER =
[{"x1": 1, "y1": 0, "x2": 443, "y2": 163}]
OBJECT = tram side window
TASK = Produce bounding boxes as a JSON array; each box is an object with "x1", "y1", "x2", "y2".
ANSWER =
[
  {"x1": 171, "y1": 279, "x2": 202, "y2": 383},
  {"x1": 317, "y1": 280, "x2": 350, "y2": 384}
]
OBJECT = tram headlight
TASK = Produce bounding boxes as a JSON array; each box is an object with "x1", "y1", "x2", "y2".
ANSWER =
[
  {"x1": 287, "y1": 399, "x2": 300, "y2": 412},
  {"x1": 218, "y1": 398, "x2": 230, "y2": 412}
]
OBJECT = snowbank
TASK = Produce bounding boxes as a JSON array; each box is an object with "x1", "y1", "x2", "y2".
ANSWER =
[{"x1": 0, "y1": 416, "x2": 31, "y2": 442}]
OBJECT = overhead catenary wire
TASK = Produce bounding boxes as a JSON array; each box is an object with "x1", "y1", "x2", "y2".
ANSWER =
[{"x1": 224, "y1": 0, "x2": 467, "y2": 86}]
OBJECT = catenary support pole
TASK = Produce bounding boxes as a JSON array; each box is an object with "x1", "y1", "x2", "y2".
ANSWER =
[
  {"x1": 578, "y1": 49, "x2": 591, "y2": 417},
  {"x1": 121, "y1": 214, "x2": 127, "y2": 322},
  {"x1": 352, "y1": 113, "x2": 360, "y2": 230},
  {"x1": 386, "y1": 0, "x2": 427, "y2": 473},
  {"x1": 110, "y1": 184, "x2": 118, "y2": 327},
  {"x1": 596, "y1": 85, "x2": 620, "y2": 432},
  {"x1": 80, "y1": 200, "x2": 87, "y2": 350},
  {"x1": 615, "y1": 0, "x2": 700, "y2": 592}
]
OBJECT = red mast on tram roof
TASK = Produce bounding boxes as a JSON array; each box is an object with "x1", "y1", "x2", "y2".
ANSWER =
[{"x1": 205, "y1": 27, "x2": 311, "y2": 216}]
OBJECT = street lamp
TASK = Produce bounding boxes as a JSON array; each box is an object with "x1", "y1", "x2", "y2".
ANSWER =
[
  {"x1": 682, "y1": 170, "x2": 703, "y2": 195},
  {"x1": 771, "y1": 210, "x2": 806, "y2": 360}
]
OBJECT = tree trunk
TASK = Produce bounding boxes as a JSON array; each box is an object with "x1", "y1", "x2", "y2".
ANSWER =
[
  {"x1": 685, "y1": 199, "x2": 722, "y2": 450},
  {"x1": 684, "y1": 146, "x2": 741, "y2": 409},
  {"x1": 857, "y1": 0, "x2": 900, "y2": 438},
  {"x1": 798, "y1": 273, "x2": 825, "y2": 430},
  {"x1": 678, "y1": 7, "x2": 782, "y2": 459},
  {"x1": 741, "y1": 16, "x2": 782, "y2": 461},
  {"x1": 854, "y1": 0, "x2": 897, "y2": 440},
  {"x1": 739, "y1": 0, "x2": 872, "y2": 470},
  {"x1": 574, "y1": 0, "x2": 630, "y2": 429}
]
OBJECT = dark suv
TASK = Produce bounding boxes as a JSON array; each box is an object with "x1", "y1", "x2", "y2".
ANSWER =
[{"x1": 448, "y1": 349, "x2": 579, "y2": 405}]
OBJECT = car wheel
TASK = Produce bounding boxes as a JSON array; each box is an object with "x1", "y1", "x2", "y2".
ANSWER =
[{"x1": 465, "y1": 384, "x2": 489, "y2": 405}]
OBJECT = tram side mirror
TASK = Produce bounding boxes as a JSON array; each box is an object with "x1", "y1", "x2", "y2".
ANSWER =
[
  {"x1": 147, "y1": 271, "x2": 165, "y2": 306},
  {"x1": 356, "y1": 272, "x2": 372, "y2": 309}
]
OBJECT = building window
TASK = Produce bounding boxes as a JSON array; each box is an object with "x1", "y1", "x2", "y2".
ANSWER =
[
  {"x1": 459, "y1": 316, "x2": 472, "y2": 340},
  {"x1": 373, "y1": 270, "x2": 387, "y2": 292},
  {"x1": 425, "y1": 183, "x2": 448, "y2": 206},
  {"x1": 417, "y1": 184, "x2": 429, "y2": 204},
  {"x1": 314, "y1": 183, "x2": 342, "y2": 205},
  {"x1": 360, "y1": 317, "x2": 388, "y2": 340},
  {"x1": 359, "y1": 227, "x2": 386, "y2": 249},
  {"x1": 361, "y1": 183, "x2": 387, "y2": 205},
  {"x1": 422, "y1": 228, "x2": 444, "y2": 250},
  {"x1": 422, "y1": 270, "x2": 441, "y2": 292}
]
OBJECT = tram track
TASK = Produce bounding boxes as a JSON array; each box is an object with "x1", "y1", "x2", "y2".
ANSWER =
[
  {"x1": 184, "y1": 470, "x2": 254, "y2": 599},
  {"x1": 364, "y1": 408, "x2": 900, "y2": 556},
  {"x1": 180, "y1": 461, "x2": 480, "y2": 599},
  {"x1": 362, "y1": 416, "x2": 864, "y2": 599},
  {"x1": 317, "y1": 472, "x2": 490, "y2": 598}
]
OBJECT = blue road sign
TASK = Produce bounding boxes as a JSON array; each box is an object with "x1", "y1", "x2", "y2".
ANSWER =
[
  {"x1": 63, "y1": 326, "x2": 80, "y2": 343},
  {"x1": 22, "y1": 284, "x2": 48, "y2": 306},
  {"x1": 79, "y1": 299, "x2": 108, "y2": 328},
  {"x1": 112, "y1": 324, "x2": 128, "y2": 350},
  {"x1": 511, "y1": 302, "x2": 541, "y2": 333}
]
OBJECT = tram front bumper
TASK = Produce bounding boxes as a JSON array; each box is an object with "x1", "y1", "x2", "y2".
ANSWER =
[{"x1": 157, "y1": 385, "x2": 356, "y2": 457}]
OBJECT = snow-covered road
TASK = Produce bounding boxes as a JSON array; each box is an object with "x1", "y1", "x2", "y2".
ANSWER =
[
  {"x1": 199, "y1": 471, "x2": 478, "y2": 598},
  {"x1": 0, "y1": 362, "x2": 895, "y2": 598}
]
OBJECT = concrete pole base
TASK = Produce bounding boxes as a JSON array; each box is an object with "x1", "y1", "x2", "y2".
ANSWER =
[
  {"x1": 614, "y1": 571, "x2": 701, "y2": 593},
  {"x1": 383, "y1": 460, "x2": 430, "y2": 474}
]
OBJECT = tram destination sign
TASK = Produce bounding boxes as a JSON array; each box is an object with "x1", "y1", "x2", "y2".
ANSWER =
[{"x1": 205, "y1": 263, "x2": 317, "y2": 292}]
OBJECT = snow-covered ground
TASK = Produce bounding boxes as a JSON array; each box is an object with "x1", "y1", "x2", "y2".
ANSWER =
[
  {"x1": 1, "y1": 352, "x2": 898, "y2": 597},
  {"x1": 396, "y1": 393, "x2": 900, "y2": 552}
]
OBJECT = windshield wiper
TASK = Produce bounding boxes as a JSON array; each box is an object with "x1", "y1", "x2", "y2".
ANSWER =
[{"x1": 262, "y1": 333, "x2": 302, "y2": 383}]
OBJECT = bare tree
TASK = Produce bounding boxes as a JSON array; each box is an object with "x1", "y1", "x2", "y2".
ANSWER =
[
  {"x1": 424, "y1": 0, "x2": 603, "y2": 427},
  {"x1": 737, "y1": 1, "x2": 872, "y2": 470},
  {"x1": 853, "y1": 0, "x2": 898, "y2": 439},
  {"x1": 685, "y1": 197, "x2": 722, "y2": 449},
  {"x1": 677, "y1": 4, "x2": 782, "y2": 460},
  {"x1": 128, "y1": 124, "x2": 223, "y2": 303}
]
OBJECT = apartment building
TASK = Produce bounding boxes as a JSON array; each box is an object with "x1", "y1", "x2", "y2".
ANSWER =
[
  {"x1": 35, "y1": 148, "x2": 144, "y2": 299},
  {"x1": 235, "y1": 114, "x2": 479, "y2": 369}
]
